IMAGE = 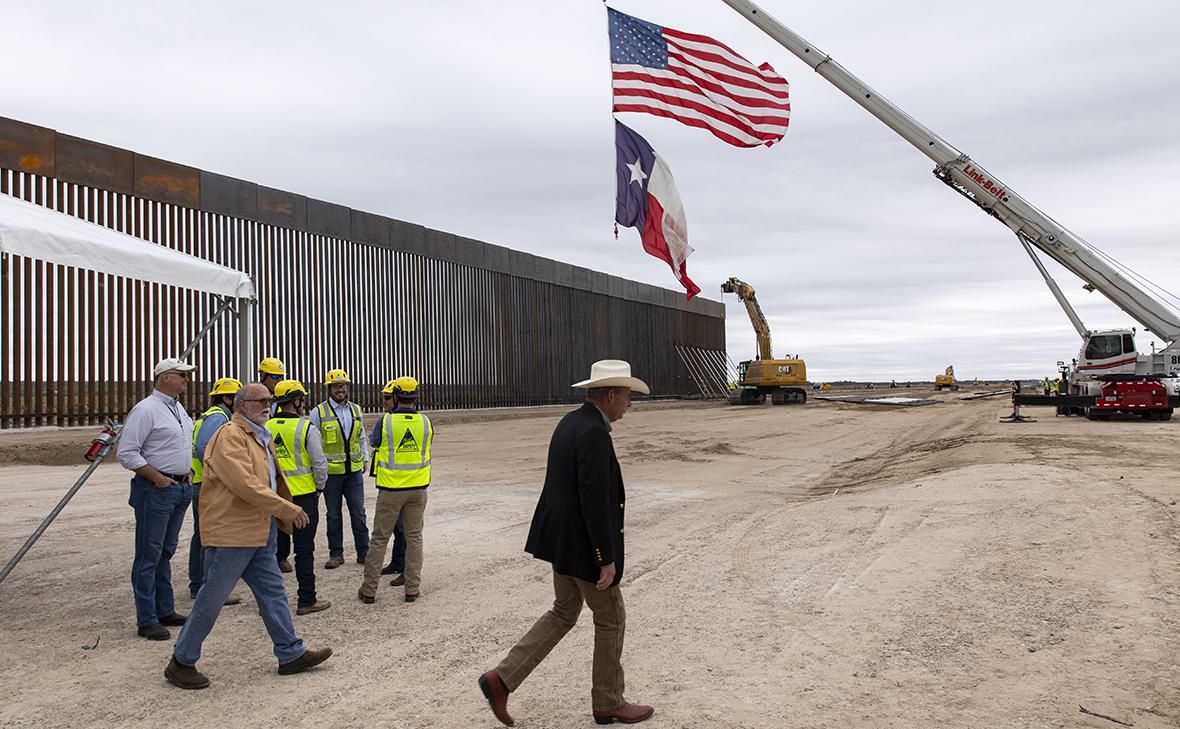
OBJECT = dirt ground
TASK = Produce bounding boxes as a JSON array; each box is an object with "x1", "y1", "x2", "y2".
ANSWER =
[{"x1": 0, "y1": 392, "x2": 1177, "y2": 728}]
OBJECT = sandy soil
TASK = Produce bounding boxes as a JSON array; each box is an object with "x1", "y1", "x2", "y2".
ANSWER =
[{"x1": 0, "y1": 393, "x2": 1177, "y2": 728}]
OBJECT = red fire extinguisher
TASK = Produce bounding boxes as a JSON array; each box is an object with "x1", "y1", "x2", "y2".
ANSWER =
[{"x1": 85, "y1": 424, "x2": 118, "y2": 462}]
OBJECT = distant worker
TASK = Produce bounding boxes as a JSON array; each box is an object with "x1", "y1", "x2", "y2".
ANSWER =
[
  {"x1": 372, "y1": 386, "x2": 408, "y2": 583},
  {"x1": 478, "y1": 360, "x2": 655, "y2": 727},
  {"x1": 189, "y1": 377, "x2": 243, "y2": 606},
  {"x1": 1052, "y1": 377, "x2": 1062, "y2": 395},
  {"x1": 1043, "y1": 377, "x2": 1051, "y2": 396},
  {"x1": 267, "y1": 380, "x2": 331, "y2": 615},
  {"x1": 358, "y1": 377, "x2": 432, "y2": 605},
  {"x1": 258, "y1": 357, "x2": 287, "y2": 397},
  {"x1": 165, "y1": 383, "x2": 331, "y2": 690},
  {"x1": 310, "y1": 369, "x2": 370, "y2": 570},
  {"x1": 116, "y1": 357, "x2": 197, "y2": 641}
]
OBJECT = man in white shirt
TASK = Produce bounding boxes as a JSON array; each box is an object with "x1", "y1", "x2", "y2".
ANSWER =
[{"x1": 117, "y1": 357, "x2": 197, "y2": 641}]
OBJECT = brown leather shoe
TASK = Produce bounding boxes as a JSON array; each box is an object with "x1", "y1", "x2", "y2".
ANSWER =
[
  {"x1": 295, "y1": 600, "x2": 331, "y2": 616},
  {"x1": 478, "y1": 670, "x2": 514, "y2": 727},
  {"x1": 164, "y1": 656, "x2": 209, "y2": 690},
  {"x1": 277, "y1": 647, "x2": 332, "y2": 675},
  {"x1": 278, "y1": 559, "x2": 293, "y2": 573},
  {"x1": 593, "y1": 702, "x2": 655, "y2": 725}
]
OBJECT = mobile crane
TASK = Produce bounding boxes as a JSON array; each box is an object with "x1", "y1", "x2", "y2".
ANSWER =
[
  {"x1": 721, "y1": 277, "x2": 808, "y2": 405},
  {"x1": 718, "y1": 0, "x2": 1180, "y2": 419}
]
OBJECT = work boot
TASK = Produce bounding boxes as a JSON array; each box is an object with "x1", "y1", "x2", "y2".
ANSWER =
[
  {"x1": 137, "y1": 623, "x2": 170, "y2": 641},
  {"x1": 278, "y1": 647, "x2": 333, "y2": 675},
  {"x1": 159, "y1": 612, "x2": 188, "y2": 627},
  {"x1": 296, "y1": 600, "x2": 332, "y2": 616},
  {"x1": 192, "y1": 589, "x2": 242, "y2": 606},
  {"x1": 380, "y1": 562, "x2": 402, "y2": 575},
  {"x1": 165, "y1": 656, "x2": 210, "y2": 690},
  {"x1": 356, "y1": 553, "x2": 367, "y2": 565},
  {"x1": 324, "y1": 555, "x2": 344, "y2": 569},
  {"x1": 357, "y1": 589, "x2": 375, "y2": 605},
  {"x1": 278, "y1": 559, "x2": 294, "y2": 573},
  {"x1": 389, "y1": 573, "x2": 405, "y2": 587}
]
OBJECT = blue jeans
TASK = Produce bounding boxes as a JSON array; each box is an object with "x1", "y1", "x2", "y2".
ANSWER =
[
  {"x1": 289, "y1": 492, "x2": 320, "y2": 606},
  {"x1": 174, "y1": 522, "x2": 305, "y2": 666},
  {"x1": 187, "y1": 483, "x2": 204, "y2": 596},
  {"x1": 129, "y1": 476, "x2": 192, "y2": 627},
  {"x1": 323, "y1": 472, "x2": 369, "y2": 558},
  {"x1": 388, "y1": 514, "x2": 407, "y2": 572}
]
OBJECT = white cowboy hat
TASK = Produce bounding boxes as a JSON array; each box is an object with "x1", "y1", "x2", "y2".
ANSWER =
[{"x1": 571, "y1": 359, "x2": 650, "y2": 395}]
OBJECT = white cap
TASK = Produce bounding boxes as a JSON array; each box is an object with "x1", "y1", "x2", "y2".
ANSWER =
[{"x1": 153, "y1": 357, "x2": 197, "y2": 378}]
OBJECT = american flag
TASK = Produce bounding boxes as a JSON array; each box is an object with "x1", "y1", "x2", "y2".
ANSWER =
[{"x1": 608, "y1": 7, "x2": 790, "y2": 148}]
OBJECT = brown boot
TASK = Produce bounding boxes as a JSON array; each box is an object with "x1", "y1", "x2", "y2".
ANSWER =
[
  {"x1": 478, "y1": 670, "x2": 515, "y2": 727},
  {"x1": 592, "y1": 702, "x2": 655, "y2": 725},
  {"x1": 277, "y1": 647, "x2": 333, "y2": 675},
  {"x1": 164, "y1": 656, "x2": 210, "y2": 690}
]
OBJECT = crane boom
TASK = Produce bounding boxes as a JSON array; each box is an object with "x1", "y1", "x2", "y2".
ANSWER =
[
  {"x1": 721, "y1": 277, "x2": 774, "y2": 359},
  {"x1": 718, "y1": 0, "x2": 1180, "y2": 346}
]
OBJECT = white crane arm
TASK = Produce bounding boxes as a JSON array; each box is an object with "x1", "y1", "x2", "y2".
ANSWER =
[{"x1": 718, "y1": 0, "x2": 1180, "y2": 344}]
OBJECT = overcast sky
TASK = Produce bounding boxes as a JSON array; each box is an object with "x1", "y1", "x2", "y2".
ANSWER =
[{"x1": 3, "y1": 0, "x2": 1180, "y2": 380}]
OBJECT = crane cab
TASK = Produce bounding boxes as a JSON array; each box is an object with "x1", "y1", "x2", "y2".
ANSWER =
[{"x1": 1073, "y1": 329, "x2": 1140, "y2": 395}]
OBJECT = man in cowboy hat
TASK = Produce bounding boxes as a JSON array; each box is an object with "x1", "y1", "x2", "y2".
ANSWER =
[{"x1": 478, "y1": 360, "x2": 655, "y2": 727}]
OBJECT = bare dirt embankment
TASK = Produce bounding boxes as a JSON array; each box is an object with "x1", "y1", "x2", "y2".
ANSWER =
[{"x1": 0, "y1": 394, "x2": 1177, "y2": 728}]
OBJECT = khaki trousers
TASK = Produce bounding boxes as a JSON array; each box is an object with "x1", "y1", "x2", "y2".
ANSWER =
[
  {"x1": 495, "y1": 568, "x2": 626, "y2": 712},
  {"x1": 360, "y1": 487, "x2": 427, "y2": 597}
]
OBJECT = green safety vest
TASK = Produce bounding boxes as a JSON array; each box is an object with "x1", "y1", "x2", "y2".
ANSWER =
[
  {"x1": 265, "y1": 414, "x2": 317, "y2": 496},
  {"x1": 315, "y1": 401, "x2": 365, "y2": 475},
  {"x1": 374, "y1": 411, "x2": 433, "y2": 489},
  {"x1": 191, "y1": 404, "x2": 231, "y2": 484}
]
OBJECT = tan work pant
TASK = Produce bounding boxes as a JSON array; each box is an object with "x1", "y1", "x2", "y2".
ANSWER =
[
  {"x1": 360, "y1": 487, "x2": 427, "y2": 597},
  {"x1": 495, "y1": 568, "x2": 626, "y2": 712}
]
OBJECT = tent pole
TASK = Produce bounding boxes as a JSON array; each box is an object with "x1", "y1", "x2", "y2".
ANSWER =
[
  {"x1": 237, "y1": 297, "x2": 253, "y2": 382},
  {"x1": 0, "y1": 294, "x2": 245, "y2": 587},
  {"x1": 180, "y1": 295, "x2": 235, "y2": 360}
]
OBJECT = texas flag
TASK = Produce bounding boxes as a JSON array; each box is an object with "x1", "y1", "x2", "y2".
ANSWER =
[{"x1": 615, "y1": 120, "x2": 701, "y2": 299}]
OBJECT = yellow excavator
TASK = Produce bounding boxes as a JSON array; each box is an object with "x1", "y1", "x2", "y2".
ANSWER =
[
  {"x1": 934, "y1": 365, "x2": 959, "y2": 391},
  {"x1": 721, "y1": 277, "x2": 808, "y2": 405}
]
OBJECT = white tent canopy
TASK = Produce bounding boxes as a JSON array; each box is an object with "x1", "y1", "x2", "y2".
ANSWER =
[{"x1": 0, "y1": 192, "x2": 255, "y2": 299}]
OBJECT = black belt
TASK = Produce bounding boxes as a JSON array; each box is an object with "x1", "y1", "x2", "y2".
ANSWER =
[{"x1": 163, "y1": 472, "x2": 191, "y2": 482}]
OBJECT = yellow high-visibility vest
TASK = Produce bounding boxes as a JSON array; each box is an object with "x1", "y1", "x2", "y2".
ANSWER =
[
  {"x1": 374, "y1": 411, "x2": 433, "y2": 489},
  {"x1": 191, "y1": 404, "x2": 231, "y2": 484},
  {"x1": 265, "y1": 415, "x2": 317, "y2": 496},
  {"x1": 315, "y1": 400, "x2": 365, "y2": 475}
]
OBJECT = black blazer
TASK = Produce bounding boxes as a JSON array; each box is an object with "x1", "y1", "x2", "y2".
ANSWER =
[{"x1": 525, "y1": 402, "x2": 625, "y2": 586}]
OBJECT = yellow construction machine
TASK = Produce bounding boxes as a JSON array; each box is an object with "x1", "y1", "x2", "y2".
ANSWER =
[
  {"x1": 934, "y1": 365, "x2": 959, "y2": 391},
  {"x1": 721, "y1": 277, "x2": 808, "y2": 405}
]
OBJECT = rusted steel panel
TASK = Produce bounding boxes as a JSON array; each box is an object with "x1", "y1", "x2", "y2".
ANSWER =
[
  {"x1": 307, "y1": 199, "x2": 351, "y2": 239},
  {"x1": 257, "y1": 185, "x2": 306, "y2": 229},
  {"x1": 56, "y1": 135, "x2": 134, "y2": 194},
  {"x1": 390, "y1": 219, "x2": 430, "y2": 257},
  {"x1": 0, "y1": 117, "x2": 55, "y2": 176},
  {"x1": 200, "y1": 171, "x2": 257, "y2": 220},
  {"x1": 351, "y1": 209, "x2": 391, "y2": 247},
  {"x1": 134, "y1": 154, "x2": 199, "y2": 207}
]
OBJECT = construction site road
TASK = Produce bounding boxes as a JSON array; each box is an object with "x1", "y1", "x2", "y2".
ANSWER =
[{"x1": 0, "y1": 392, "x2": 1177, "y2": 728}]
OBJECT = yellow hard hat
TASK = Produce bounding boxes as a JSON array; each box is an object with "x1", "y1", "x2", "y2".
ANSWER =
[
  {"x1": 208, "y1": 377, "x2": 243, "y2": 397},
  {"x1": 391, "y1": 376, "x2": 419, "y2": 399},
  {"x1": 258, "y1": 357, "x2": 286, "y2": 376},
  {"x1": 381, "y1": 379, "x2": 398, "y2": 396},
  {"x1": 324, "y1": 369, "x2": 351, "y2": 385},
  {"x1": 273, "y1": 379, "x2": 308, "y2": 402}
]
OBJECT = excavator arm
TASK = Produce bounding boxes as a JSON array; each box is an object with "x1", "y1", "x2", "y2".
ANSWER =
[{"x1": 721, "y1": 277, "x2": 774, "y2": 360}]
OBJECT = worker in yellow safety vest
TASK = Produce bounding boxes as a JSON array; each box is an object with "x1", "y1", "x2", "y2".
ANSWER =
[
  {"x1": 310, "y1": 369, "x2": 371, "y2": 569},
  {"x1": 190, "y1": 377, "x2": 243, "y2": 604},
  {"x1": 358, "y1": 377, "x2": 433, "y2": 604},
  {"x1": 266, "y1": 380, "x2": 330, "y2": 616}
]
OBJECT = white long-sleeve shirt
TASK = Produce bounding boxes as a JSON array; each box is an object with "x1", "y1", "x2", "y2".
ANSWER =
[{"x1": 117, "y1": 389, "x2": 194, "y2": 475}]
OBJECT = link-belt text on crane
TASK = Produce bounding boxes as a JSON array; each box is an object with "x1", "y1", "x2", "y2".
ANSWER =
[{"x1": 962, "y1": 164, "x2": 1006, "y2": 199}]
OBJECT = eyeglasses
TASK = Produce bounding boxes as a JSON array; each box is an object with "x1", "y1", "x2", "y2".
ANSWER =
[{"x1": 165, "y1": 371, "x2": 192, "y2": 379}]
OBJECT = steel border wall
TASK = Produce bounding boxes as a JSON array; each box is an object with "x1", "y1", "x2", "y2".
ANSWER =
[{"x1": 0, "y1": 116, "x2": 725, "y2": 427}]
